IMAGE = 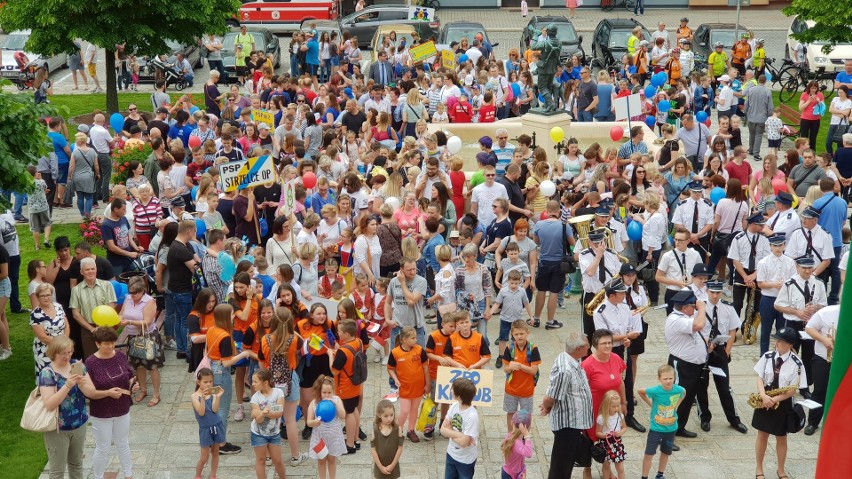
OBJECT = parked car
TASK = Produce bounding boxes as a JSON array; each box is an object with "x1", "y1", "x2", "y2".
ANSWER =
[
  {"x1": 0, "y1": 30, "x2": 67, "y2": 80},
  {"x1": 787, "y1": 16, "x2": 852, "y2": 73},
  {"x1": 437, "y1": 21, "x2": 496, "y2": 49},
  {"x1": 520, "y1": 15, "x2": 584, "y2": 65},
  {"x1": 369, "y1": 24, "x2": 419, "y2": 66},
  {"x1": 136, "y1": 39, "x2": 201, "y2": 84},
  {"x1": 589, "y1": 18, "x2": 650, "y2": 74},
  {"x1": 691, "y1": 23, "x2": 747, "y2": 67},
  {"x1": 221, "y1": 28, "x2": 281, "y2": 82},
  {"x1": 338, "y1": 4, "x2": 440, "y2": 48},
  {"x1": 300, "y1": 19, "x2": 342, "y2": 42}
]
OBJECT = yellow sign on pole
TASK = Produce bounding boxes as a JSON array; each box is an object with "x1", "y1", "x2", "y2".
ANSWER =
[
  {"x1": 251, "y1": 109, "x2": 275, "y2": 127},
  {"x1": 441, "y1": 49, "x2": 455, "y2": 69},
  {"x1": 218, "y1": 155, "x2": 276, "y2": 193},
  {"x1": 409, "y1": 41, "x2": 438, "y2": 64},
  {"x1": 434, "y1": 366, "x2": 494, "y2": 407}
]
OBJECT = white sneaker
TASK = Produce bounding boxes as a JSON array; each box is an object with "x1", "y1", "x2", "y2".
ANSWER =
[
  {"x1": 289, "y1": 452, "x2": 309, "y2": 467},
  {"x1": 0, "y1": 349, "x2": 11, "y2": 360},
  {"x1": 234, "y1": 405, "x2": 245, "y2": 422},
  {"x1": 381, "y1": 355, "x2": 389, "y2": 366},
  {"x1": 164, "y1": 338, "x2": 178, "y2": 350}
]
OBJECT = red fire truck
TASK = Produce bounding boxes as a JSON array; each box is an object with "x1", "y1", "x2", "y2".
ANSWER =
[{"x1": 236, "y1": 0, "x2": 338, "y2": 33}]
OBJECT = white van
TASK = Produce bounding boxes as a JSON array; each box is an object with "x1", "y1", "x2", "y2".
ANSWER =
[{"x1": 787, "y1": 16, "x2": 852, "y2": 73}]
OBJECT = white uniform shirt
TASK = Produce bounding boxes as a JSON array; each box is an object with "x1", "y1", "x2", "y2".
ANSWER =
[
  {"x1": 665, "y1": 310, "x2": 708, "y2": 365},
  {"x1": 766, "y1": 208, "x2": 801, "y2": 238},
  {"x1": 703, "y1": 300, "x2": 738, "y2": 338},
  {"x1": 672, "y1": 197, "x2": 714, "y2": 236},
  {"x1": 607, "y1": 219, "x2": 629, "y2": 254},
  {"x1": 756, "y1": 253, "x2": 797, "y2": 297},
  {"x1": 728, "y1": 230, "x2": 771, "y2": 270},
  {"x1": 593, "y1": 300, "x2": 637, "y2": 348},
  {"x1": 773, "y1": 274, "x2": 828, "y2": 322},
  {"x1": 624, "y1": 285, "x2": 648, "y2": 333},
  {"x1": 578, "y1": 249, "x2": 622, "y2": 293},
  {"x1": 754, "y1": 350, "x2": 808, "y2": 389},
  {"x1": 785, "y1": 225, "x2": 835, "y2": 263},
  {"x1": 689, "y1": 284, "x2": 708, "y2": 303},
  {"x1": 658, "y1": 248, "x2": 703, "y2": 291},
  {"x1": 806, "y1": 305, "x2": 839, "y2": 361}
]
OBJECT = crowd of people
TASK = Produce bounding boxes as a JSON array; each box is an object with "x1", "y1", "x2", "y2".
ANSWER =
[{"x1": 10, "y1": 8, "x2": 847, "y2": 479}]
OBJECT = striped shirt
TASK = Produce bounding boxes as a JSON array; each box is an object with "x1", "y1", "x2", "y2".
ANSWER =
[
  {"x1": 131, "y1": 197, "x2": 162, "y2": 235},
  {"x1": 545, "y1": 351, "x2": 594, "y2": 431}
]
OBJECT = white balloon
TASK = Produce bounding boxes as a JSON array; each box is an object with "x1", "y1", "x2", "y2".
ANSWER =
[
  {"x1": 539, "y1": 180, "x2": 556, "y2": 197},
  {"x1": 447, "y1": 136, "x2": 463, "y2": 154},
  {"x1": 385, "y1": 196, "x2": 401, "y2": 210}
]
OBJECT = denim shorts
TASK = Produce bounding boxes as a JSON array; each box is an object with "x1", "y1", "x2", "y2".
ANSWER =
[
  {"x1": 199, "y1": 422, "x2": 226, "y2": 447},
  {"x1": 279, "y1": 371, "x2": 300, "y2": 402},
  {"x1": 0, "y1": 278, "x2": 10, "y2": 298},
  {"x1": 57, "y1": 163, "x2": 69, "y2": 184},
  {"x1": 498, "y1": 320, "x2": 514, "y2": 342},
  {"x1": 250, "y1": 431, "x2": 281, "y2": 447},
  {"x1": 645, "y1": 430, "x2": 676, "y2": 455}
]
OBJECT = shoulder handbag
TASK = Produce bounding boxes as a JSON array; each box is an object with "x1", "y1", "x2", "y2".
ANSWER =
[
  {"x1": 560, "y1": 223, "x2": 577, "y2": 274},
  {"x1": 832, "y1": 118, "x2": 849, "y2": 144},
  {"x1": 713, "y1": 201, "x2": 743, "y2": 248},
  {"x1": 129, "y1": 323, "x2": 158, "y2": 361},
  {"x1": 21, "y1": 371, "x2": 58, "y2": 433}
]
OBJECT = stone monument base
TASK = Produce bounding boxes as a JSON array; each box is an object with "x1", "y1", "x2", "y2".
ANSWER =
[{"x1": 521, "y1": 112, "x2": 573, "y2": 156}]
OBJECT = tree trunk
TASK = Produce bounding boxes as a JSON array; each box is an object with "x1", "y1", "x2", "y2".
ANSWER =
[{"x1": 105, "y1": 49, "x2": 118, "y2": 113}]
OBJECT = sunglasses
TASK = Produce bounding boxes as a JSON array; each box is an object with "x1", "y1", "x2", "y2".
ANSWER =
[
  {"x1": 129, "y1": 107, "x2": 137, "y2": 111},
  {"x1": 485, "y1": 174, "x2": 496, "y2": 177}
]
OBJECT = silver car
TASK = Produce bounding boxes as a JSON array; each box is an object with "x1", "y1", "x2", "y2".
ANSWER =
[{"x1": 0, "y1": 30, "x2": 68, "y2": 78}]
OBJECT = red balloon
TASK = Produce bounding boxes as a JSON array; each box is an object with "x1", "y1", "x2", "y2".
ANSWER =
[
  {"x1": 609, "y1": 126, "x2": 624, "y2": 142},
  {"x1": 703, "y1": 118, "x2": 712, "y2": 127},
  {"x1": 302, "y1": 171, "x2": 317, "y2": 189},
  {"x1": 771, "y1": 178, "x2": 788, "y2": 194},
  {"x1": 188, "y1": 136, "x2": 202, "y2": 149}
]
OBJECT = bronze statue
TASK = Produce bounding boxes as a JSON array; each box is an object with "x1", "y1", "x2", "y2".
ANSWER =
[{"x1": 529, "y1": 23, "x2": 561, "y2": 114}]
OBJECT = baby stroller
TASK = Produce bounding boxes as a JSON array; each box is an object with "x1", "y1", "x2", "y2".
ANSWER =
[
  {"x1": 10, "y1": 52, "x2": 50, "y2": 91},
  {"x1": 148, "y1": 56, "x2": 187, "y2": 91},
  {"x1": 118, "y1": 253, "x2": 162, "y2": 312}
]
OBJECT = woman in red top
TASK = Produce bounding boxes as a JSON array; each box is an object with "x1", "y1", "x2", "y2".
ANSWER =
[
  {"x1": 228, "y1": 272, "x2": 261, "y2": 422},
  {"x1": 187, "y1": 288, "x2": 217, "y2": 372},
  {"x1": 448, "y1": 156, "x2": 468, "y2": 218},
  {"x1": 798, "y1": 81, "x2": 824, "y2": 151},
  {"x1": 580, "y1": 330, "x2": 626, "y2": 446},
  {"x1": 296, "y1": 303, "x2": 337, "y2": 439}
]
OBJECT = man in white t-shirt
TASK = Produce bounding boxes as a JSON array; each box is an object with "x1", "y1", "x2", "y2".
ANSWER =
[
  {"x1": 469, "y1": 165, "x2": 508, "y2": 227},
  {"x1": 465, "y1": 40, "x2": 484, "y2": 65},
  {"x1": 715, "y1": 74, "x2": 735, "y2": 121},
  {"x1": 84, "y1": 42, "x2": 102, "y2": 93},
  {"x1": 651, "y1": 22, "x2": 670, "y2": 50}
]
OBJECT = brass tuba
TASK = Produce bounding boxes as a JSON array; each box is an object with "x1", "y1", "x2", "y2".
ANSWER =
[
  {"x1": 567, "y1": 214, "x2": 596, "y2": 250},
  {"x1": 585, "y1": 275, "x2": 621, "y2": 316}
]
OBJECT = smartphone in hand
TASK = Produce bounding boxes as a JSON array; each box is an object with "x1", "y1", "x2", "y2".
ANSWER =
[
  {"x1": 208, "y1": 386, "x2": 223, "y2": 395},
  {"x1": 71, "y1": 362, "x2": 84, "y2": 376}
]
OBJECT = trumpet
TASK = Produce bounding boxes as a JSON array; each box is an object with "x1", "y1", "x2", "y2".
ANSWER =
[
  {"x1": 632, "y1": 304, "x2": 651, "y2": 316},
  {"x1": 827, "y1": 326, "x2": 835, "y2": 363}
]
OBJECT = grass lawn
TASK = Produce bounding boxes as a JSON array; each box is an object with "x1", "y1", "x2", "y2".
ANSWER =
[
  {"x1": 0, "y1": 224, "x2": 104, "y2": 479},
  {"x1": 772, "y1": 91, "x2": 831, "y2": 152},
  {"x1": 49, "y1": 88, "x2": 201, "y2": 119}
]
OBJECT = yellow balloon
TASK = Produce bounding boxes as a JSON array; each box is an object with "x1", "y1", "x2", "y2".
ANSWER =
[
  {"x1": 92, "y1": 305, "x2": 120, "y2": 327},
  {"x1": 550, "y1": 126, "x2": 565, "y2": 143},
  {"x1": 792, "y1": 195, "x2": 799, "y2": 209}
]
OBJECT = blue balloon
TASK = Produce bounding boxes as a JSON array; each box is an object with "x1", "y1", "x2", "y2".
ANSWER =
[
  {"x1": 295, "y1": 405, "x2": 303, "y2": 422},
  {"x1": 111, "y1": 280, "x2": 128, "y2": 305},
  {"x1": 644, "y1": 116, "x2": 656, "y2": 128},
  {"x1": 511, "y1": 83, "x2": 521, "y2": 98},
  {"x1": 644, "y1": 85, "x2": 657, "y2": 99},
  {"x1": 538, "y1": 93, "x2": 546, "y2": 104},
  {"x1": 732, "y1": 80, "x2": 742, "y2": 92},
  {"x1": 656, "y1": 71, "x2": 668, "y2": 85},
  {"x1": 650, "y1": 74, "x2": 663, "y2": 88},
  {"x1": 316, "y1": 399, "x2": 336, "y2": 423},
  {"x1": 109, "y1": 113, "x2": 124, "y2": 134},
  {"x1": 627, "y1": 221, "x2": 643, "y2": 241},
  {"x1": 259, "y1": 217, "x2": 269, "y2": 237},
  {"x1": 218, "y1": 251, "x2": 236, "y2": 282},
  {"x1": 189, "y1": 106, "x2": 200, "y2": 115},
  {"x1": 696, "y1": 111, "x2": 708, "y2": 123},
  {"x1": 191, "y1": 186, "x2": 199, "y2": 201},
  {"x1": 458, "y1": 54, "x2": 469, "y2": 64},
  {"x1": 710, "y1": 186, "x2": 726, "y2": 205},
  {"x1": 658, "y1": 100, "x2": 671, "y2": 113},
  {"x1": 195, "y1": 218, "x2": 207, "y2": 238}
]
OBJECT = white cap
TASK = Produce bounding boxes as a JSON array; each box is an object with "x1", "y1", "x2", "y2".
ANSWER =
[
  {"x1": 464, "y1": 74, "x2": 474, "y2": 86},
  {"x1": 719, "y1": 75, "x2": 731, "y2": 83}
]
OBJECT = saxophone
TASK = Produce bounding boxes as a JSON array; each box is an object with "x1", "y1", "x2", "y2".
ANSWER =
[
  {"x1": 585, "y1": 274, "x2": 620, "y2": 316},
  {"x1": 747, "y1": 386, "x2": 798, "y2": 409},
  {"x1": 827, "y1": 326, "x2": 835, "y2": 363},
  {"x1": 735, "y1": 283, "x2": 761, "y2": 345}
]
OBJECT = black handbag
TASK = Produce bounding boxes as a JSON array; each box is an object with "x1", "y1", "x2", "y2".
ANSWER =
[
  {"x1": 560, "y1": 223, "x2": 577, "y2": 274},
  {"x1": 787, "y1": 402, "x2": 806, "y2": 433},
  {"x1": 832, "y1": 118, "x2": 850, "y2": 144},
  {"x1": 591, "y1": 439, "x2": 608, "y2": 464},
  {"x1": 712, "y1": 201, "x2": 743, "y2": 249}
]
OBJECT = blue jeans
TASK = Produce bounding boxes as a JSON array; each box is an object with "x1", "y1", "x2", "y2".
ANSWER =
[
  {"x1": 595, "y1": 113, "x2": 615, "y2": 122},
  {"x1": 184, "y1": 72, "x2": 194, "y2": 87},
  {"x1": 322, "y1": 59, "x2": 331, "y2": 82},
  {"x1": 759, "y1": 295, "x2": 785, "y2": 355},
  {"x1": 208, "y1": 60, "x2": 226, "y2": 83},
  {"x1": 8, "y1": 254, "x2": 22, "y2": 312},
  {"x1": 1, "y1": 189, "x2": 27, "y2": 216},
  {"x1": 444, "y1": 453, "x2": 476, "y2": 479},
  {"x1": 290, "y1": 55, "x2": 300, "y2": 77},
  {"x1": 634, "y1": 0, "x2": 645, "y2": 14},
  {"x1": 576, "y1": 110, "x2": 594, "y2": 122},
  {"x1": 76, "y1": 192, "x2": 94, "y2": 216},
  {"x1": 211, "y1": 360, "x2": 233, "y2": 440},
  {"x1": 165, "y1": 290, "x2": 193, "y2": 354},
  {"x1": 824, "y1": 246, "x2": 842, "y2": 305}
]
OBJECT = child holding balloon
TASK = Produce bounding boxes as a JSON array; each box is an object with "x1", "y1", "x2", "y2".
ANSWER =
[{"x1": 307, "y1": 375, "x2": 347, "y2": 479}]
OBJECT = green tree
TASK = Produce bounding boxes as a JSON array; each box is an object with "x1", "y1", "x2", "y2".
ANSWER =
[
  {"x1": 0, "y1": 88, "x2": 59, "y2": 197},
  {"x1": 0, "y1": 0, "x2": 240, "y2": 113},
  {"x1": 784, "y1": 1, "x2": 852, "y2": 52}
]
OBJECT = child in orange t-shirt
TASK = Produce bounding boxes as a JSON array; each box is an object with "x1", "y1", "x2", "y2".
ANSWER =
[
  {"x1": 442, "y1": 311, "x2": 491, "y2": 370},
  {"x1": 425, "y1": 312, "x2": 458, "y2": 440},
  {"x1": 242, "y1": 299, "x2": 276, "y2": 400},
  {"x1": 388, "y1": 326, "x2": 430, "y2": 443},
  {"x1": 500, "y1": 320, "x2": 541, "y2": 432},
  {"x1": 228, "y1": 272, "x2": 262, "y2": 423},
  {"x1": 331, "y1": 319, "x2": 365, "y2": 454}
]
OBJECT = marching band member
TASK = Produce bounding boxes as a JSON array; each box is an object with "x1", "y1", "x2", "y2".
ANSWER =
[
  {"x1": 664, "y1": 289, "x2": 707, "y2": 444},
  {"x1": 773, "y1": 255, "x2": 827, "y2": 391},
  {"x1": 655, "y1": 226, "x2": 703, "y2": 315},
  {"x1": 803, "y1": 304, "x2": 839, "y2": 436},
  {"x1": 592, "y1": 277, "x2": 644, "y2": 432},
  {"x1": 634, "y1": 192, "x2": 668, "y2": 304},
  {"x1": 688, "y1": 264, "x2": 712, "y2": 303},
  {"x1": 578, "y1": 229, "x2": 622, "y2": 346},
  {"x1": 752, "y1": 327, "x2": 807, "y2": 479},
  {"x1": 762, "y1": 191, "x2": 800, "y2": 238},
  {"x1": 593, "y1": 204, "x2": 629, "y2": 255},
  {"x1": 672, "y1": 180, "x2": 714, "y2": 260},
  {"x1": 621, "y1": 263, "x2": 649, "y2": 427},
  {"x1": 785, "y1": 206, "x2": 834, "y2": 279},
  {"x1": 728, "y1": 212, "x2": 771, "y2": 320},
  {"x1": 700, "y1": 281, "x2": 748, "y2": 434},
  {"x1": 756, "y1": 233, "x2": 797, "y2": 355}
]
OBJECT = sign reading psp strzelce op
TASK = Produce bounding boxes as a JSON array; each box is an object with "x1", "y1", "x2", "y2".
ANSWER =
[
  {"x1": 434, "y1": 366, "x2": 494, "y2": 407},
  {"x1": 219, "y1": 155, "x2": 276, "y2": 193}
]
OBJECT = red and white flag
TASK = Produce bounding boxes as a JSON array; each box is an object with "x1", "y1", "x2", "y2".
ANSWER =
[{"x1": 312, "y1": 438, "x2": 328, "y2": 459}]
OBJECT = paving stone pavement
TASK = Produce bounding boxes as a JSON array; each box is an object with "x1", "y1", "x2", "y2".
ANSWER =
[{"x1": 39, "y1": 302, "x2": 819, "y2": 479}]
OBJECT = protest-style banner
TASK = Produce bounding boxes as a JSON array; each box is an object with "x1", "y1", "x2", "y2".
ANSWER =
[
  {"x1": 410, "y1": 41, "x2": 438, "y2": 63},
  {"x1": 218, "y1": 155, "x2": 276, "y2": 193},
  {"x1": 251, "y1": 109, "x2": 275, "y2": 126},
  {"x1": 434, "y1": 366, "x2": 494, "y2": 407},
  {"x1": 441, "y1": 49, "x2": 455, "y2": 69}
]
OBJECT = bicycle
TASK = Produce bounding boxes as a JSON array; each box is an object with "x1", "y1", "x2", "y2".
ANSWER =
[
  {"x1": 601, "y1": 0, "x2": 634, "y2": 12},
  {"x1": 778, "y1": 61, "x2": 836, "y2": 103}
]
